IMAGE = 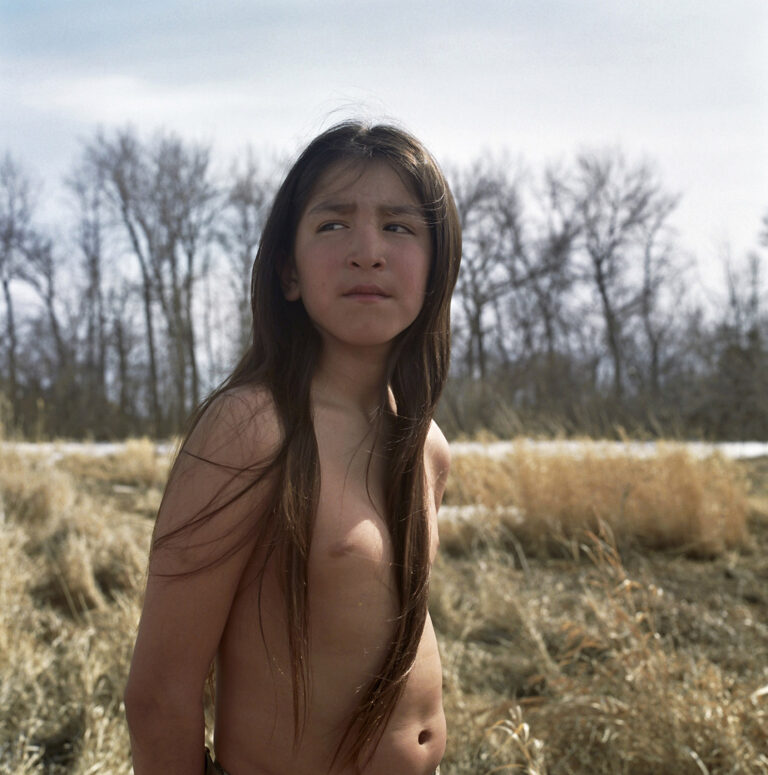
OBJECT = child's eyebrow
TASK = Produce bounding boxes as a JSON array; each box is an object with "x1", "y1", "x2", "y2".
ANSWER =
[
  {"x1": 306, "y1": 201, "x2": 425, "y2": 219},
  {"x1": 382, "y1": 204, "x2": 425, "y2": 219}
]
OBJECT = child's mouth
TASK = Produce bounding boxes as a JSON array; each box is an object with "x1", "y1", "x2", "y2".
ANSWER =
[{"x1": 343, "y1": 285, "x2": 389, "y2": 299}]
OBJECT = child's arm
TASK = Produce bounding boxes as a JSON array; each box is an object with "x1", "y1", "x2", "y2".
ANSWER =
[{"x1": 124, "y1": 391, "x2": 279, "y2": 775}]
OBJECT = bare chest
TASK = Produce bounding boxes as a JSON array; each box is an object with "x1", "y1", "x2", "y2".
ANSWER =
[
  {"x1": 306, "y1": 412, "x2": 438, "y2": 599},
  {"x1": 310, "y1": 432, "x2": 393, "y2": 575}
]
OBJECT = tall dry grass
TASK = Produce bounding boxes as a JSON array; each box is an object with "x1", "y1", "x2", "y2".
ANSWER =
[
  {"x1": 443, "y1": 443, "x2": 750, "y2": 557},
  {"x1": 1, "y1": 439, "x2": 766, "y2": 773},
  {"x1": 0, "y1": 445, "x2": 151, "y2": 774},
  {"x1": 432, "y1": 445, "x2": 766, "y2": 773},
  {"x1": 432, "y1": 524, "x2": 768, "y2": 773},
  {"x1": 60, "y1": 438, "x2": 170, "y2": 489}
]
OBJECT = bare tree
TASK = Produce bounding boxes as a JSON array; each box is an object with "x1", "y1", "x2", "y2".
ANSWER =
[
  {"x1": 85, "y1": 130, "x2": 165, "y2": 433},
  {"x1": 149, "y1": 134, "x2": 219, "y2": 424},
  {"x1": 633, "y1": 206, "x2": 686, "y2": 405},
  {"x1": 692, "y1": 251, "x2": 768, "y2": 438},
  {"x1": 84, "y1": 129, "x2": 219, "y2": 432},
  {"x1": 512, "y1": 166, "x2": 581, "y2": 406},
  {"x1": 723, "y1": 250, "x2": 765, "y2": 343},
  {"x1": 67, "y1": 161, "x2": 109, "y2": 423},
  {"x1": 450, "y1": 159, "x2": 527, "y2": 380},
  {"x1": 0, "y1": 154, "x2": 38, "y2": 426},
  {"x1": 107, "y1": 283, "x2": 143, "y2": 434},
  {"x1": 569, "y1": 151, "x2": 678, "y2": 403},
  {"x1": 19, "y1": 234, "x2": 67, "y2": 366},
  {"x1": 218, "y1": 152, "x2": 276, "y2": 357}
]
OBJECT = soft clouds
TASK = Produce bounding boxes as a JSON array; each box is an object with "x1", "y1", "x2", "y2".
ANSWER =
[{"x1": 1, "y1": 0, "x2": 766, "y2": 272}]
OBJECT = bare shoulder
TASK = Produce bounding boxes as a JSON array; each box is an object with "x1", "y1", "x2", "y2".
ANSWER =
[
  {"x1": 425, "y1": 420, "x2": 451, "y2": 477},
  {"x1": 182, "y1": 384, "x2": 282, "y2": 466},
  {"x1": 425, "y1": 420, "x2": 451, "y2": 508},
  {"x1": 156, "y1": 384, "x2": 282, "y2": 552}
]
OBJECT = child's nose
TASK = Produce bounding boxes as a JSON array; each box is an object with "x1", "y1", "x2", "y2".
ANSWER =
[{"x1": 348, "y1": 225, "x2": 386, "y2": 269}]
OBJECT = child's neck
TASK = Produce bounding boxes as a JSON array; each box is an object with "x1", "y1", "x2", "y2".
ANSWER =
[{"x1": 311, "y1": 344, "x2": 389, "y2": 420}]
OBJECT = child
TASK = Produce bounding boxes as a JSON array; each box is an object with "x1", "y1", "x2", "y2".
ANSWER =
[{"x1": 124, "y1": 120, "x2": 462, "y2": 774}]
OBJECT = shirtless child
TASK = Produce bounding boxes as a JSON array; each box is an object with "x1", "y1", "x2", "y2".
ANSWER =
[{"x1": 124, "y1": 121, "x2": 462, "y2": 775}]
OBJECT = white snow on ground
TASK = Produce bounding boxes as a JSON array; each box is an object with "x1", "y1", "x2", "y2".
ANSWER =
[
  {"x1": 450, "y1": 440, "x2": 768, "y2": 460},
  {"x1": 438, "y1": 503, "x2": 525, "y2": 524},
  {"x1": 2, "y1": 439, "x2": 768, "y2": 465},
  {"x1": 0, "y1": 441, "x2": 175, "y2": 463}
]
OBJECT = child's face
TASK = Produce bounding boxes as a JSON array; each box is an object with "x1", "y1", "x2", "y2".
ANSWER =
[{"x1": 287, "y1": 161, "x2": 432, "y2": 354}]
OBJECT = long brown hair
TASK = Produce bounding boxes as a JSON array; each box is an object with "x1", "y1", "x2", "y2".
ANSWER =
[{"x1": 156, "y1": 120, "x2": 461, "y2": 767}]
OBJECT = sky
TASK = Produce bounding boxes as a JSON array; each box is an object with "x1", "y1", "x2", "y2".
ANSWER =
[{"x1": 1, "y1": 0, "x2": 767, "y2": 294}]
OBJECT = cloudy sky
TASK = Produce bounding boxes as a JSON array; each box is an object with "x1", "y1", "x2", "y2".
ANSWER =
[{"x1": 2, "y1": 0, "x2": 766, "y2": 290}]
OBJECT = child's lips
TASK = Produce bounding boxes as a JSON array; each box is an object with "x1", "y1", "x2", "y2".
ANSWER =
[{"x1": 343, "y1": 284, "x2": 390, "y2": 299}]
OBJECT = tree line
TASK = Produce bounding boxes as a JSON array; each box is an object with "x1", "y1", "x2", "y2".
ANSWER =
[{"x1": 1, "y1": 128, "x2": 767, "y2": 440}]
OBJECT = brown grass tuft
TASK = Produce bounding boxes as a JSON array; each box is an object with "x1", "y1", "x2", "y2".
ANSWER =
[
  {"x1": 445, "y1": 443, "x2": 750, "y2": 557},
  {"x1": 436, "y1": 526, "x2": 768, "y2": 773},
  {"x1": 0, "y1": 445, "x2": 151, "y2": 774},
  {"x1": 0, "y1": 451, "x2": 77, "y2": 527},
  {"x1": 517, "y1": 534, "x2": 768, "y2": 773},
  {"x1": 58, "y1": 437, "x2": 171, "y2": 490}
]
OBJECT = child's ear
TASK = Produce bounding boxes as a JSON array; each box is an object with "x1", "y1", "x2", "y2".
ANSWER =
[{"x1": 281, "y1": 262, "x2": 301, "y2": 301}]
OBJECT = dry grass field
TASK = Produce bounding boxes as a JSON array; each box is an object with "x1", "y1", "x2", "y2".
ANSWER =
[{"x1": 1, "y1": 438, "x2": 766, "y2": 774}]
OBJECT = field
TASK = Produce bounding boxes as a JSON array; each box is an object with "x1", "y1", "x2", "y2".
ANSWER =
[{"x1": 0, "y1": 439, "x2": 767, "y2": 774}]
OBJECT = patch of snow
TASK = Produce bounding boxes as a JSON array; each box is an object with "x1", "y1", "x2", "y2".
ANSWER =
[
  {"x1": 450, "y1": 440, "x2": 768, "y2": 460},
  {"x1": 0, "y1": 441, "x2": 173, "y2": 464},
  {"x1": 439, "y1": 504, "x2": 523, "y2": 524},
  {"x1": 3, "y1": 438, "x2": 767, "y2": 467}
]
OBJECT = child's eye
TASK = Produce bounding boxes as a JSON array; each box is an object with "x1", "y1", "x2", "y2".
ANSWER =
[
  {"x1": 318, "y1": 222, "x2": 344, "y2": 232},
  {"x1": 385, "y1": 223, "x2": 413, "y2": 234}
]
